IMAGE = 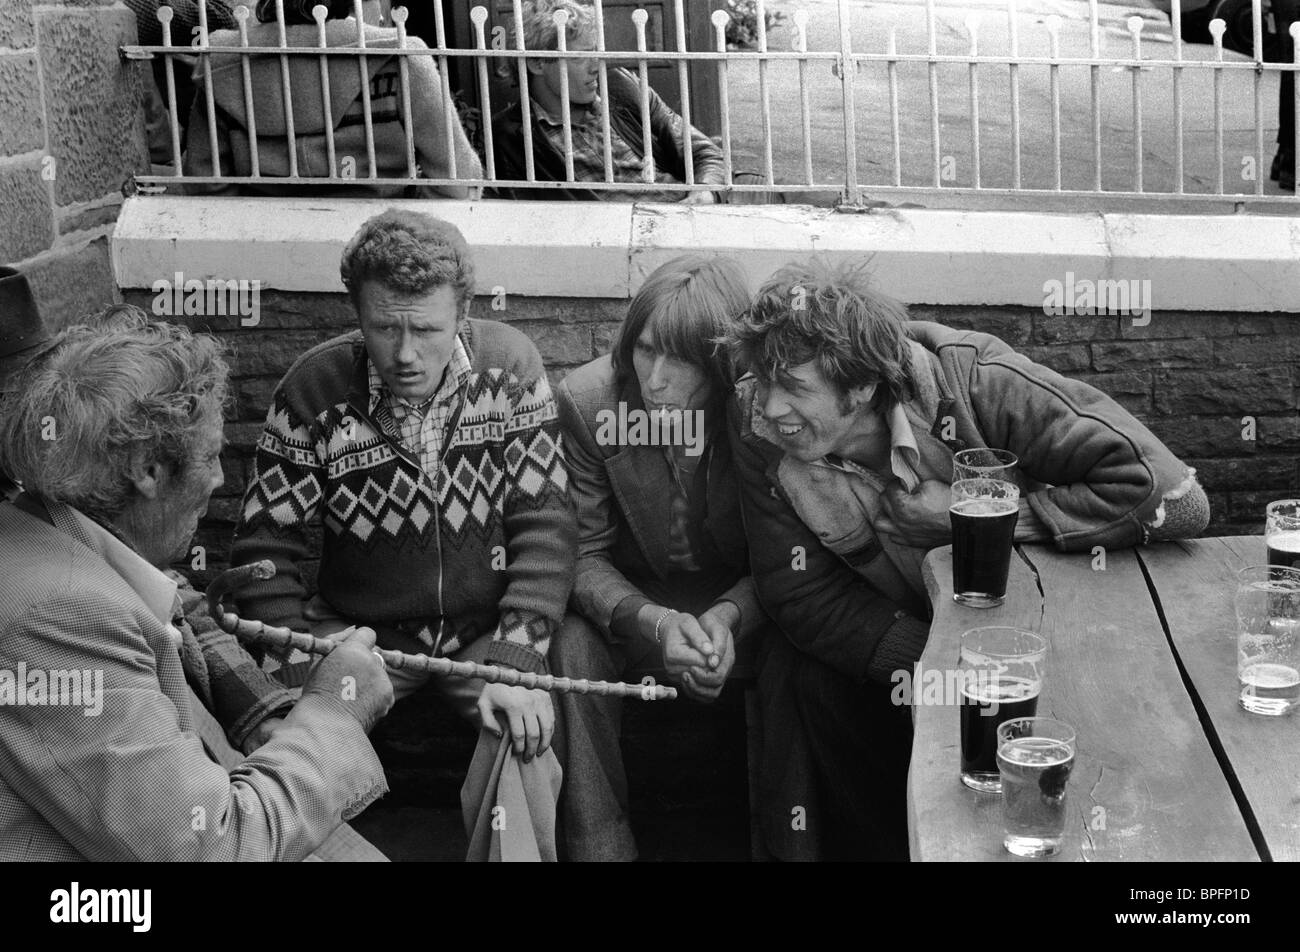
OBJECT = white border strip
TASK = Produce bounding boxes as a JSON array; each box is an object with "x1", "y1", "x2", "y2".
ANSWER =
[{"x1": 112, "y1": 197, "x2": 1300, "y2": 311}]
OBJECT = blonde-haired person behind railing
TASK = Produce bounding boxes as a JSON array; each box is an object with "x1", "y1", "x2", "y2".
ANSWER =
[
  {"x1": 490, "y1": 0, "x2": 726, "y2": 202},
  {"x1": 183, "y1": 0, "x2": 482, "y2": 197}
]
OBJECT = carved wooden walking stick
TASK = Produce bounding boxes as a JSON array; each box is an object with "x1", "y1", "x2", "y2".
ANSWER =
[{"x1": 207, "y1": 561, "x2": 677, "y2": 700}]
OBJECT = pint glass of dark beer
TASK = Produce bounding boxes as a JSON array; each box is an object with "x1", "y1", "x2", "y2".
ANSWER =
[
  {"x1": 959, "y1": 626, "x2": 1046, "y2": 792},
  {"x1": 1266, "y1": 500, "x2": 1300, "y2": 569},
  {"x1": 951, "y1": 478, "x2": 1020, "y2": 608}
]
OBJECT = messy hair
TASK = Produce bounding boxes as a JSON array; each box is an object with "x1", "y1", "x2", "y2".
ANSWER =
[
  {"x1": 612, "y1": 255, "x2": 750, "y2": 395},
  {"x1": 340, "y1": 208, "x2": 475, "y2": 314},
  {"x1": 721, "y1": 257, "x2": 915, "y2": 411},
  {"x1": 0, "y1": 304, "x2": 229, "y2": 524},
  {"x1": 513, "y1": 0, "x2": 598, "y2": 51}
]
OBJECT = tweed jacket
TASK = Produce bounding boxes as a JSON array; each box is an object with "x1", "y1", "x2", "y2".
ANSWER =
[
  {"x1": 0, "y1": 498, "x2": 387, "y2": 861},
  {"x1": 732, "y1": 320, "x2": 1209, "y2": 686},
  {"x1": 556, "y1": 355, "x2": 760, "y2": 639}
]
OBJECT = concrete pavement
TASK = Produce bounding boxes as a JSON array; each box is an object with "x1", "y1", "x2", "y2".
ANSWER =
[{"x1": 721, "y1": 0, "x2": 1299, "y2": 207}]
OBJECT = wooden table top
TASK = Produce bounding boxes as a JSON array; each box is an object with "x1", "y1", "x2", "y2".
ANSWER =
[{"x1": 910, "y1": 536, "x2": 1299, "y2": 862}]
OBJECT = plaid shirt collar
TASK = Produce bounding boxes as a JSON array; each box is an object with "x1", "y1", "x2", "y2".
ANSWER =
[
  {"x1": 365, "y1": 333, "x2": 472, "y2": 420},
  {"x1": 531, "y1": 94, "x2": 603, "y2": 128}
]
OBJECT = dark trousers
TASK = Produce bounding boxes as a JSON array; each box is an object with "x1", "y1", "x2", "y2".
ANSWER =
[
  {"x1": 1279, "y1": 0, "x2": 1299, "y2": 149},
  {"x1": 551, "y1": 595, "x2": 914, "y2": 861},
  {"x1": 551, "y1": 565, "x2": 834, "y2": 861},
  {"x1": 549, "y1": 610, "x2": 656, "y2": 862},
  {"x1": 787, "y1": 652, "x2": 914, "y2": 861}
]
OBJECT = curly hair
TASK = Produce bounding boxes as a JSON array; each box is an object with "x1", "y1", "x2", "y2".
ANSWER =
[
  {"x1": 611, "y1": 254, "x2": 750, "y2": 395},
  {"x1": 512, "y1": 0, "x2": 598, "y2": 51},
  {"x1": 721, "y1": 257, "x2": 915, "y2": 412},
  {"x1": 0, "y1": 304, "x2": 230, "y2": 524},
  {"x1": 340, "y1": 208, "x2": 475, "y2": 314}
]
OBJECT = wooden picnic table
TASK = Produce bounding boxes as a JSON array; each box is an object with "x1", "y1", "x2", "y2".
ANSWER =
[{"x1": 909, "y1": 536, "x2": 1300, "y2": 862}]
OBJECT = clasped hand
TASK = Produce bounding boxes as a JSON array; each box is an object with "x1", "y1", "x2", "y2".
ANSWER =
[
  {"x1": 653, "y1": 606, "x2": 737, "y2": 703},
  {"x1": 873, "y1": 478, "x2": 955, "y2": 549}
]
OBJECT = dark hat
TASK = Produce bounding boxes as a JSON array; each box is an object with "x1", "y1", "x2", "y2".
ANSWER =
[{"x1": 0, "y1": 266, "x2": 51, "y2": 391}]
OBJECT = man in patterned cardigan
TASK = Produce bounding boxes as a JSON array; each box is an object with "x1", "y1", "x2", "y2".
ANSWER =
[{"x1": 231, "y1": 209, "x2": 576, "y2": 860}]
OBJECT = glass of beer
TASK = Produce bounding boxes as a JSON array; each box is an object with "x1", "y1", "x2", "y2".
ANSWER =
[
  {"x1": 1235, "y1": 565, "x2": 1300, "y2": 716},
  {"x1": 953, "y1": 448, "x2": 1018, "y2": 483},
  {"x1": 959, "y1": 627, "x2": 1046, "y2": 792},
  {"x1": 996, "y1": 716, "x2": 1075, "y2": 858},
  {"x1": 951, "y1": 478, "x2": 1021, "y2": 607},
  {"x1": 1266, "y1": 500, "x2": 1300, "y2": 569}
]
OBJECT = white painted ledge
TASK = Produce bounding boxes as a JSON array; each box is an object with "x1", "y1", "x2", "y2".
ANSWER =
[{"x1": 112, "y1": 196, "x2": 1300, "y2": 311}]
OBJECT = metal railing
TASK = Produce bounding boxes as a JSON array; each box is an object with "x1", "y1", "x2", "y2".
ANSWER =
[{"x1": 122, "y1": 0, "x2": 1300, "y2": 205}]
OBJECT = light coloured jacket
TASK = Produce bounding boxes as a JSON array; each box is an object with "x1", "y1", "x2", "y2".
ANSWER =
[
  {"x1": 731, "y1": 320, "x2": 1210, "y2": 685},
  {"x1": 0, "y1": 498, "x2": 387, "y2": 861}
]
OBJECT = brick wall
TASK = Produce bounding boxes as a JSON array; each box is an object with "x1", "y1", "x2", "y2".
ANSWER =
[
  {"x1": 118, "y1": 288, "x2": 1300, "y2": 588},
  {"x1": 0, "y1": 0, "x2": 147, "y2": 327},
  {"x1": 922, "y1": 307, "x2": 1300, "y2": 537}
]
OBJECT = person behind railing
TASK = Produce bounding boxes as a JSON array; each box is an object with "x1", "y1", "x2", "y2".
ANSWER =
[
  {"x1": 1274, "y1": 0, "x2": 1298, "y2": 191},
  {"x1": 722, "y1": 258, "x2": 1211, "y2": 860},
  {"x1": 549, "y1": 255, "x2": 820, "y2": 861},
  {"x1": 182, "y1": 0, "x2": 481, "y2": 197},
  {"x1": 124, "y1": 1, "x2": 239, "y2": 166},
  {"x1": 230, "y1": 209, "x2": 577, "y2": 861},
  {"x1": 490, "y1": 0, "x2": 725, "y2": 202},
  {"x1": 0, "y1": 306, "x2": 394, "y2": 861}
]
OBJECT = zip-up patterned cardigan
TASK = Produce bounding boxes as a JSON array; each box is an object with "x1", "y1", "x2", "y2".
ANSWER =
[{"x1": 230, "y1": 319, "x2": 577, "y2": 674}]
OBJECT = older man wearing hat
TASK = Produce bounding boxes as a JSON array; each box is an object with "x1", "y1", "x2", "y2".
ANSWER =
[{"x1": 0, "y1": 266, "x2": 52, "y2": 502}]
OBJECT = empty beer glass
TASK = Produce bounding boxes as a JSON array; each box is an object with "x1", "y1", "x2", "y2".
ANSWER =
[
  {"x1": 1235, "y1": 565, "x2": 1300, "y2": 716},
  {"x1": 952, "y1": 448, "x2": 1018, "y2": 483}
]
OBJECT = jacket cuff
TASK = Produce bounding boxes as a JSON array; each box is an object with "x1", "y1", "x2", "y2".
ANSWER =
[
  {"x1": 865, "y1": 613, "x2": 932, "y2": 686},
  {"x1": 226, "y1": 690, "x2": 298, "y2": 750},
  {"x1": 484, "y1": 640, "x2": 549, "y2": 675},
  {"x1": 610, "y1": 594, "x2": 651, "y2": 643}
]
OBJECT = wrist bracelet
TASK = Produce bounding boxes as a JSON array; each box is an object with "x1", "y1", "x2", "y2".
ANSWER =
[{"x1": 653, "y1": 608, "x2": 678, "y2": 644}]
